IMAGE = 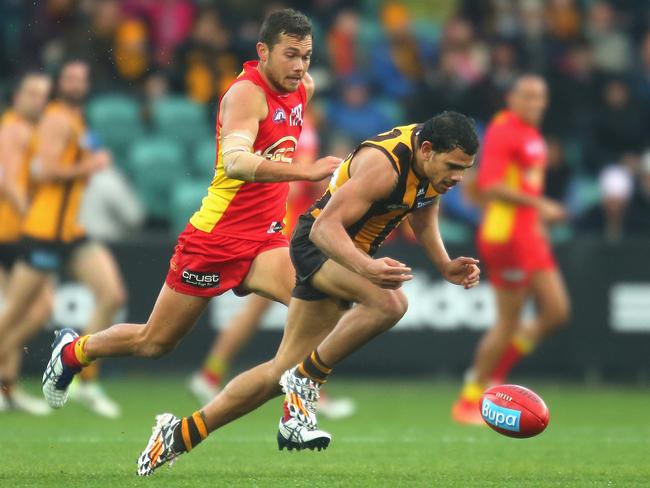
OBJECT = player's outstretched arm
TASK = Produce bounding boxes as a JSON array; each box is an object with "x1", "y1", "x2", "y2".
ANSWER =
[
  {"x1": 310, "y1": 147, "x2": 412, "y2": 289},
  {"x1": 409, "y1": 202, "x2": 480, "y2": 289},
  {"x1": 220, "y1": 81, "x2": 339, "y2": 183}
]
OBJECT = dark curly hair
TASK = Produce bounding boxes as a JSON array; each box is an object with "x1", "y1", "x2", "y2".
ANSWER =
[
  {"x1": 259, "y1": 8, "x2": 312, "y2": 49},
  {"x1": 418, "y1": 111, "x2": 479, "y2": 155}
]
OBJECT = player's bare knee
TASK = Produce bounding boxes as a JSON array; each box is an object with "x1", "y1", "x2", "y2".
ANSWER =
[
  {"x1": 544, "y1": 301, "x2": 571, "y2": 329},
  {"x1": 104, "y1": 286, "x2": 127, "y2": 312},
  {"x1": 139, "y1": 340, "x2": 176, "y2": 359},
  {"x1": 374, "y1": 291, "x2": 408, "y2": 325},
  {"x1": 135, "y1": 327, "x2": 177, "y2": 358}
]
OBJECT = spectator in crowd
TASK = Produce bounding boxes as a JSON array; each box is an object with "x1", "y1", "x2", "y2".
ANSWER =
[
  {"x1": 371, "y1": 1, "x2": 427, "y2": 99},
  {"x1": 633, "y1": 30, "x2": 650, "y2": 113},
  {"x1": 545, "y1": 135, "x2": 572, "y2": 204},
  {"x1": 578, "y1": 164, "x2": 633, "y2": 242},
  {"x1": 588, "y1": 78, "x2": 647, "y2": 171},
  {"x1": 546, "y1": 40, "x2": 601, "y2": 142},
  {"x1": 327, "y1": 9, "x2": 362, "y2": 78},
  {"x1": 326, "y1": 73, "x2": 394, "y2": 142},
  {"x1": 172, "y1": 8, "x2": 239, "y2": 104},
  {"x1": 516, "y1": 0, "x2": 555, "y2": 72},
  {"x1": 112, "y1": 17, "x2": 151, "y2": 84},
  {"x1": 626, "y1": 152, "x2": 650, "y2": 236},
  {"x1": 80, "y1": 164, "x2": 146, "y2": 242},
  {"x1": 122, "y1": 0, "x2": 195, "y2": 66},
  {"x1": 465, "y1": 39, "x2": 518, "y2": 124},
  {"x1": 545, "y1": 0, "x2": 582, "y2": 42},
  {"x1": 585, "y1": 1, "x2": 632, "y2": 74}
]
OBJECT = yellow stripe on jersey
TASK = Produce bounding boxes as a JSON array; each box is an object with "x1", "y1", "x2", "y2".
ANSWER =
[
  {"x1": 189, "y1": 127, "x2": 246, "y2": 233},
  {"x1": 480, "y1": 162, "x2": 520, "y2": 243},
  {"x1": 311, "y1": 124, "x2": 439, "y2": 255}
]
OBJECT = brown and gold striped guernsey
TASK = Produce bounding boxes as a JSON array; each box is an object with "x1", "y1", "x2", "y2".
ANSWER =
[
  {"x1": 308, "y1": 124, "x2": 440, "y2": 255},
  {"x1": 21, "y1": 101, "x2": 88, "y2": 243},
  {"x1": 0, "y1": 110, "x2": 33, "y2": 243}
]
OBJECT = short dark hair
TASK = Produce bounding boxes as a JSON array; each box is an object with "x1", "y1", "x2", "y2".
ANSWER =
[
  {"x1": 258, "y1": 8, "x2": 312, "y2": 49},
  {"x1": 419, "y1": 111, "x2": 479, "y2": 155}
]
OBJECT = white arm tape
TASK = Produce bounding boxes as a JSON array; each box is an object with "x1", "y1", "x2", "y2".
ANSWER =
[{"x1": 221, "y1": 130, "x2": 263, "y2": 181}]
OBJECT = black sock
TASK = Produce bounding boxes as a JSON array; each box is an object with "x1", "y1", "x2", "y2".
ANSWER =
[
  {"x1": 297, "y1": 349, "x2": 332, "y2": 384},
  {"x1": 171, "y1": 411, "x2": 208, "y2": 453}
]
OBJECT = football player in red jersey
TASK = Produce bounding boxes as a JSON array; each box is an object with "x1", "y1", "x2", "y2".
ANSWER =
[
  {"x1": 189, "y1": 113, "x2": 356, "y2": 419},
  {"x1": 42, "y1": 8, "x2": 338, "y2": 427},
  {"x1": 452, "y1": 75, "x2": 571, "y2": 424}
]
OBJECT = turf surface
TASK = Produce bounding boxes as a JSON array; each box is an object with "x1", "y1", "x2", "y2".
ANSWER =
[{"x1": 1, "y1": 379, "x2": 648, "y2": 487}]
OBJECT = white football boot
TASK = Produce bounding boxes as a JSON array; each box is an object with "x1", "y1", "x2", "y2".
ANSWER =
[
  {"x1": 188, "y1": 372, "x2": 221, "y2": 405},
  {"x1": 42, "y1": 328, "x2": 81, "y2": 408},
  {"x1": 277, "y1": 367, "x2": 331, "y2": 451},
  {"x1": 9, "y1": 388, "x2": 52, "y2": 416},
  {"x1": 137, "y1": 413, "x2": 183, "y2": 476},
  {"x1": 68, "y1": 379, "x2": 121, "y2": 418},
  {"x1": 318, "y1": 395, "x2": 356, "y2": 420}
]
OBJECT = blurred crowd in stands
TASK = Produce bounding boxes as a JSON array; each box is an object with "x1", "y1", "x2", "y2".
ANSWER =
[{"x1": 1, "y1": 0, "x2": 649, "y2": 242}]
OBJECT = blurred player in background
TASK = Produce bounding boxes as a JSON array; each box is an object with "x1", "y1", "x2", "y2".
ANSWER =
[
  {"x1": 0, "y1": 73, "x2": 53, "y2": 415},
  {"x1": 1, "y1": 60, "x2": 127, "y2": 418},
  {"x1": 42, "y1": 9, "x2": 339, "y2": 441},
  {"x1": 452, "y1": 75, "x2": 571, "y2": 425},
  {"x1": 190, "y1": 112, "x2": 355, "y2": 419}
]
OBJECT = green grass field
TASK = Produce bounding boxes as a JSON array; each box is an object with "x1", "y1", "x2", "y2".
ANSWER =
[{"x1": 1, "y1": 378, "x2": 648, "y2": 487}]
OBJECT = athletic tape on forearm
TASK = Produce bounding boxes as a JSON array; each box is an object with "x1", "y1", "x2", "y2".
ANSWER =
[{"x1": 221, "y1": 131, "x2": 263, "y2": 181}]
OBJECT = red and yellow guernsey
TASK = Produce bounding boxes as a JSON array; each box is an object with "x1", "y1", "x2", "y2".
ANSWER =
[
  {"x1": 477, "y1": 110, "x2": 547, "y2": 244},
  {"x1": 189, "y1": 61, "x2": 307, "y2": 241}
]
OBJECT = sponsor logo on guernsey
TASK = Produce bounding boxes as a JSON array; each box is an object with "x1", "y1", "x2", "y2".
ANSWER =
[
  {"x1": 181, "y1": 269, "x2": 220, "y2": 288},
  {"x1": 386, "y1": 203, "x2": 410, "y2": 210},
  {"x1": 525, "y1": 138, "x2": 546, "y2": 158},
  {"x1": 267, "y1": 221, "x2": 284, "y2": 234},
  {"x1": 289, "y1": 104, "x2": 303, "y2": 126},
  {"x1": 481, "y1": 398, "x2": 521, "y2": 432},
  {"x1": 257, "y1": 136, "x2": 298, "y2": 163},
  {"x1": 501, "y1": 268, "x2": 526, "y2": 283},
  {"x1": 416, "y1": 198, "x2": 435, "y2": 209},
  {"x1": 273, "y1": 108, "x2": 286, "y2": 124}
]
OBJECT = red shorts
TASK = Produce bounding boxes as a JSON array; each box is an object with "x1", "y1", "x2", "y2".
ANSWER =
[
  {"x1": 477, "y1": 234, "x2": 556, "y2": 289},
  {"x1": 165, "y1": 223, "x2": 289, "y2": 298}
]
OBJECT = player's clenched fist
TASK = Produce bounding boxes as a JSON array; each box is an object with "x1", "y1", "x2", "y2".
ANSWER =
[
  {"x1": 442, "y1": 256, "x2": 480, "y2": 289},
  {"x1": 362, "y1": 257, "x2": 413, "y2": 289},
  {"x1": 305, "y1": 156, "x2": 341, "y2": 181}
]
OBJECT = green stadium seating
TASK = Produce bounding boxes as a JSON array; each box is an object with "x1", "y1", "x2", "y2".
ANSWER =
[
  {"x1": 192, "y1": 137, "x2": 217, "y2": 179},
  {"x1": 128, "y1": 137, "x2": 188, "y2": 220},
  {"x1": 151, "y1": 96, "x2": 211, "y2": 148},
  {"x1": 87, "y1": 94, "x2": 143, "y2": 166},
  {"x1": 171, "y1": 179, "x2": 208, "y2": 235}
]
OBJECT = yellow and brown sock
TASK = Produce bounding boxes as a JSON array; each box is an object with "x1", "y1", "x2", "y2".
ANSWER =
[
  {"x1": 297, "y1": 349, "x2": 332, "y2": 384},
  {"x1": 172, "y1": 411, "x2": 208, "y2": 453}
]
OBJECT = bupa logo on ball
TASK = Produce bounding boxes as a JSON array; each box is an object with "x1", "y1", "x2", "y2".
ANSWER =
[{"x1": 481, "y1": 399, "x2": 521, "y2": 432}]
